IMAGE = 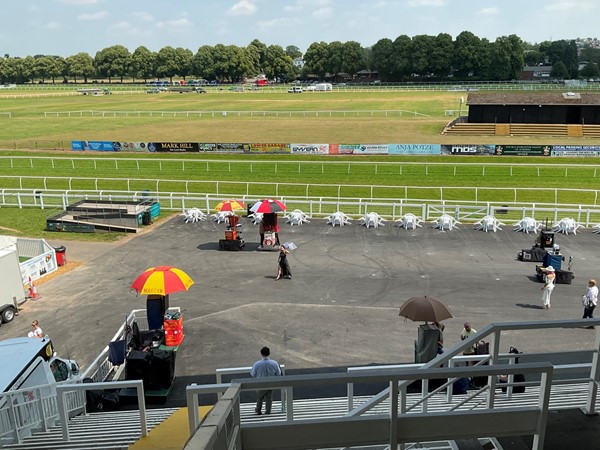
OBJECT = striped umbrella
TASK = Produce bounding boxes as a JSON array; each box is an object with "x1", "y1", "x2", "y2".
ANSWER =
[
  {"x1": 130, "y1": 266, "x2": 194, "y2": 296},
  {"x1": 250, "y1": 199, "x2": 287, "y2": 213},
  {"x1": 215, "y1": 199, "x2": 246, "y2": 212}
]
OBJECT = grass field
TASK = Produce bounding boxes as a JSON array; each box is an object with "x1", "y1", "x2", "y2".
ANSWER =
[
  {"x1": 1, "y1": 87, "x2": 600, "y2": 241},
  {"x1": 0, "y1": 88, "x2": 598, "y2": 145}
]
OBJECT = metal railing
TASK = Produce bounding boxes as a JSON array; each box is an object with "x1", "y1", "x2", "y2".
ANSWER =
[
  {"x1": 185, "y1": 363, "x2": 554, "y2": 450},
  {"x1": 184, "y1": 318, "x2": 600, "y2": 450},
  {"x1": 0, "y1": 383, "x2": 85, "y2": 445}
]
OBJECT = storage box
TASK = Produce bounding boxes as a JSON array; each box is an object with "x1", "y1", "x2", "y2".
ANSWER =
[{"x1": 164, "y1": 316, "x2": 184, "y2": 347}]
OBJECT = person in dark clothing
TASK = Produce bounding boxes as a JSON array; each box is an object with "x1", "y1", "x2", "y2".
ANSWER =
[{"x1": 276, "y1": 246, "x2": 291, "y2": 280}]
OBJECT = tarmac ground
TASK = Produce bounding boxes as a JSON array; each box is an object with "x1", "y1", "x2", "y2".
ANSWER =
[{"x1": 4, "y1": 213, "x2": 600, "y2": 448}]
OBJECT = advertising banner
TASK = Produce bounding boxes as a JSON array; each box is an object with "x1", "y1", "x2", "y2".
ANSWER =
[
  {"x1": 72, "y1": 141, "x2": 119, "y2": 151},
  {"x1": 388, "y1": 144, "x2": 441, "y2": 155},
  {"x1": 354, "y1": 144, "x2": 389, "y2": 155},
  {"x1": 150, "y1": 142, "x2": 200, "y2": 152},
  {"x1": 199, "y1": 143, "x2": 217, "y2": 152},
  {"x1": 247, "y1": 143, "x2": 291, "y2": 153},
  {"x1": 551, "y1": 145, "x2": 600, "y2": 157},
  {"x1": 440, "y1": 145, "x2": 495, "y2": 155},
  {"x1": 494, "y1": 145, "x2": 551, "y2": 156},
  {"x1": 118, "y1": 142, "x2": 148, "y2": 151},
  {"x1": 20, "y1": 251, "x2": 57, "y2": 284},
  {"x1": 290, "y1": 144, "x2": 329, "y2": 154},
  {"x1": 217, "y1": 143, "x2": 248, "y2": 153}
]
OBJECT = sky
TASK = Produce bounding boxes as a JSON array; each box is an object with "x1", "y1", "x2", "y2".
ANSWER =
[{"x1": 1, "y1": 0, "x2": 597, "y2": 58}]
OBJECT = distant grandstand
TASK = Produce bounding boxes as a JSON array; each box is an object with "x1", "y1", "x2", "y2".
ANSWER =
[{"x1": 444, "y1": 92, "x2": 600, "y2": 137}]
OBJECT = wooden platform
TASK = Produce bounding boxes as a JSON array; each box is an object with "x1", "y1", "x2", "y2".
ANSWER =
[{"x1": 444, "y1": 122, "x2": 600, "y2": 137}]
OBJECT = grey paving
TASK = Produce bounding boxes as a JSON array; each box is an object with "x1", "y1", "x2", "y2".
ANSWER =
[{"x1": 3, "y1": 213, "x2": 598, "y2": 377}]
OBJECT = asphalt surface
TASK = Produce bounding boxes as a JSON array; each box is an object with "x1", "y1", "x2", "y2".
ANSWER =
[
  {"x1": 4, "y1": 213, "x2": 600, "y2": 448},
  {"x1": 4, "y1": 213, "x2": 600, "y2": 372}
]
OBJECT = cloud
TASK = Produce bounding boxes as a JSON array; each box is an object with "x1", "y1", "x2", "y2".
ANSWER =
[
  {"x1": 407, "y1": 0, "x2": 446, "y2": 7},
  {"x1": 544, "y1": 1, "x2": 594, "y2": 11},
  {"x1": 256, "y1": 18, "x2": 291, "y2": 29},
  {"x1": 45, "y1": 22, "x2": 61, "y2": 30},
  {"x1": 57, "y1": 0, "x2": 101, "y2": 5},
  {"x1": 108, "y1": 21, "x2": 153, "y2": 38},
  {"x1": 132, "y1": 12, "x2": 154, "y2": 22},
  {"x1": 159, "y1": 17, "x2": 192, "y2": 28},
  {"x1": 77, "y1": 11, "x2": 108, "y2": 20},
  {"x1": 312, "y1": 7, "x2": 333, "y2": 18},
  {"x1": 476, "y1": 7, "x2": 499, "y2": 16},
  {"x1": 227, "y1": 0, "x2": 257, "y2": 16}
]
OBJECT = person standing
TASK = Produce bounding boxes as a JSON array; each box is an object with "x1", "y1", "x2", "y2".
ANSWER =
[
  {"x1": 250, "y1": 346, "x2": 282, "y2": 415},
  {"x1": 541, "y1": 266, "x2": 556, "y2": 309},
  {"x1": 258, "y1": 218, "x2": 265, "y2": 250},
  {"x1": 433, "y1": 321, "x2": 445, "y2": 354},
  {"x1": 28, "y1": 320, "x2": 43, "y2": 338},
  {"x1": 460, "y1": 322, "x2": 477, "y2": 362},
  {"x1": 582, "y1": 279, "x2": 598, "y2": 326},
  {"x1": 276, "y1": 246, "x2": 292, "y2": 280}
]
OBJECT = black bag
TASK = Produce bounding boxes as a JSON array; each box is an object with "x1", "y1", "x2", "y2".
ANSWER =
[
  {"x1": 453, "y1": 377, "x2": 469, "y2": 395},
  {"x1": 475, "y1": 340, "x2": 490, "y2": 355},
  {"x1": 508, "y1": 346, "x2": 525, "y2": 393}
]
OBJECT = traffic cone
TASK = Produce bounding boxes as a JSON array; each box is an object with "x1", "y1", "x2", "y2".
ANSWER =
[{"x1": 28, "y1": 277, "x2": 40, "y2": 300}]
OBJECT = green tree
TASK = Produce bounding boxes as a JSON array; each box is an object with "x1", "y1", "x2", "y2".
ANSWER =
[
  {"x1": 131, "y1": 46, "x2": 156, "y2": 82},
  {"x1": 430, "y1": 33, "x2": 453, "y2": 79},
  {"x1": 155, "y1": 46, "x2": 178, "y2": 80},
  {"x1": 453, "y1": 31, "x2": 487, "y2": 78},
  {"x1": 489, "y1": 35, "x2": 525, "y2": 80},
  {"x1": 326, "y1": 41, "x2": 344, "y2": 76},
  {"x1": 94, "y1": 45, "x2": 131, "y2": 82},
  {"x1": 285, "y1": 45, "x2": 302, "y2": 59},
  {"x1": 66, "y1": 52, "x2": 95, "y2": 83},
  {"x1": 563, "y1": 40, "x2": 578, "y2": 78},
  {"x1": 263, "y1": 45, "x2": 294, "y2": 81},
  {"x1": 391, "y1": 35, "x2": 412, "y2": 80},
  {"x1": 192, "y1": 45, "x2": 216, "y2": 80},
  {"x1": 341, "y1": 41, "x2": 364, "y2": 76},
  {"x1": 248, "y1": 39, "x2": 268, "y2": 73},
  {"x1": 550, "y1": 61, "x2": 569, "y2": 79},
  {"x1": 32, "y1": 56, "x2": 57, "y2": 83},
  {"x1": 410, "y1": 35, "x2": 435, "y2": 77},
  {"x1": 303, "y1": 42, "x2": 329, "y2": 79},
  {"x1": 174, "y1": 47, "x2": 194, "y2": 80},
  {"x1": 580, "y1": 47, "x2": 600, "y2": 66},
  {"x1": 371, "y1": 38, "x2": 395, "y2": 80},
  {"x1": 524, "y1": 50, "x2": 545, "y2": 66},
  {"x1": 580, "y1": 62, "x2": 600, "y2": 78}
]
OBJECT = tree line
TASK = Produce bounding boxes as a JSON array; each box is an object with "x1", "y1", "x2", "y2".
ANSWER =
[{"x1": 1, "y1": 33, "x2": 599, "y2": 84}]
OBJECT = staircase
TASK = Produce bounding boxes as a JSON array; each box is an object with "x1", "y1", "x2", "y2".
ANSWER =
[{"x1": 1, "y1": 408, "x2": 177, "y2": 450}]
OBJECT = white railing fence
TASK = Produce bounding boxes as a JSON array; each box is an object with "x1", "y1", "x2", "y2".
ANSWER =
[{"x1": 3, "y1": 188, "x2": 600, "y2": 228}]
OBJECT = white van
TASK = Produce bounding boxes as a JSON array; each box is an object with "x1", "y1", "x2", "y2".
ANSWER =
[
  {"x1": 287, "y1": 86, "x2": 303, "y2": 93},
  {"x1": 314, "y1": 83, "x2": 332, "y2": 91}
]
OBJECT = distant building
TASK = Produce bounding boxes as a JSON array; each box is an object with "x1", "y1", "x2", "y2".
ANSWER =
[
  {"x1": 292, "y1": 57, "x2": 304, "y2": 69},
  {"x1": 520, "y1": 65, "x2": 552, "y2": 80}
]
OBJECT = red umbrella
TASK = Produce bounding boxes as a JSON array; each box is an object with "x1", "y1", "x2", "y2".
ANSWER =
[
  {"x1": 250, "y1": 199, "x2": 287, "y2": 213},
  {"x1": 131, "y1": 266, "x2": 194, "y2": 296}
]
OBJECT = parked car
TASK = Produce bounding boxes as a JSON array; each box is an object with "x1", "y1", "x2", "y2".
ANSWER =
[
  {"x1": 288, "y1": 86, "x2": 303, "y2": 93},
  {"x1": 195, "y1": 87, "x2": 207, "y2": 94},
  {"x1": 146, "y1": 88, "x2": 161, "y2": 94}
]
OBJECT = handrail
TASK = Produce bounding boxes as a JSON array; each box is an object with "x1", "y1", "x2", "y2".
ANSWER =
[
  {"x1": 346, "y1": 318, "x2": 600, "y2": 418},
  {"x1": 185, "y1": 362, "x2": 554, "y2": 450},
  {"x1": 56, "y1": 380, "x2": 146, "y2": 441}
]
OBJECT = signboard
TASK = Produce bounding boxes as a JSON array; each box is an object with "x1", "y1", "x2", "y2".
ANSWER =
[
  {"x1": 551, "y1": 145, "x2": 600, "y2": 157},
  {"x1": 440, "y1": 145, "x2": 495, "y2": 155},
  {"x1": 388, "y1": 144, "x2": 441, "y2": 155},
  {"x1": 217, "y1": 143, "x2": 248, "y2": 153},
  {"x1": 150, "y1": 142, "x2": 200, "y2": 152},
  {"x1": 20, "y1": 251, "x2": 57, "y2": 284},
  {"x1": 72, "y1": 141, "x2": 119, "y2": 151},
  {"x1": 247, "y1": 143, "x2": 291, "y2": 153},
  {"x1": 290, "y1": 144, "x2": 329, "y2": 154},
  {"x1": 494, "y1": 145, "x2": 551, "y2": 156}
]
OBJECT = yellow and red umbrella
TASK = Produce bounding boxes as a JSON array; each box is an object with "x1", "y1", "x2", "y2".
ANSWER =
[
  {"x1": 215, "y1": 199, "x2": 246, "y2": 212},
  {"x1": 130, "y1": 266, "x2": 194, "y2": 296}
]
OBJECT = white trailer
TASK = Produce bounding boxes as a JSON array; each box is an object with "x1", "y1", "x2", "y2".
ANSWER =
[{"x1": 0, "y1": 249, "x2": 25, "y2": 324}]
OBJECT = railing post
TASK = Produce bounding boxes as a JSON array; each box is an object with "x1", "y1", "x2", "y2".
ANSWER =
[
  {"x1": 389, "y1": 379, "x2": 399, "y2": 450},
  {"x1": 584, "y1": 327, "x2": 600, "y2": 415},
  {"x1": 57, "y1": 386, "x2": 70, "y2": 442},
  {"x1": 136, "y1": 381, "x2": 148, "y2": 436},
  {"x1": 187, "y1": 384, "x2": 200, "y2": 435},
  {"x1": 532, "y1": 369, "x2": 552, "y2": 450}
]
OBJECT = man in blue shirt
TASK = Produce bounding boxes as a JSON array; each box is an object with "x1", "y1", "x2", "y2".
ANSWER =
[{"x1": 250, "y1": 346, "x2": 281, "y2": 415}]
